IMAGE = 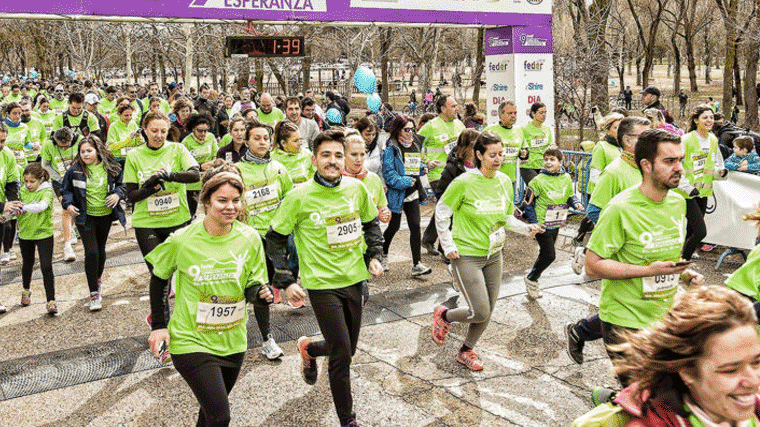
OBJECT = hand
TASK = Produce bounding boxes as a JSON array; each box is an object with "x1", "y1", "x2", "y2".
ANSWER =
[
  {"x1": 426, "y1": 160, "x2": 437, "y2": 170},
  {"x1": 574, "y1": 203, "x2": 584, "y2": 211},
  {"x1": 433, "y1": 160, "x2": 445, "y2": 169},
  {"x1": 258, "y1": 285, "x2": 273, "y2": 303},
  {"x1": 148, "y1": 329, "x2": 170, "y2": 359},
  {"x1": 3, "y1": 201, "x2": 22, "y2": 213},
  {"x1": 378, "y1": 206, "x2": 392, "y2": 223},
  {"x1": 739, "y1": 164, "x2": 748, "y2": 171},
  {"x1": 682, "y1": 269, "x2": 704, "y2": 287},
  {"x1": 66, "y1": 205, "x2": 80, "y2": 217},
  {"x1": 527, "y1": 224, "x2": 544, "y2": 236},
  {"x1": 647, "y1": 260, "x2": 691, "y2": 277},
  {"x1": 368, "y1": 258, "x2": 383, "y2": 277},
  {"x1": 285, "y1": 283, "x2": 306, "y2": 305},
  {"x1": 410, "y1": 178, "x2": 416, "y2": 186},
  {"x1": 446, "y1": 250, "x2": 460, "y2": 260},
  {"x1": 105, "y1": 194, "x2": 120, "y2": 208}
]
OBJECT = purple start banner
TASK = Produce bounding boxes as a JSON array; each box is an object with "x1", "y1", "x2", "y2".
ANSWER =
[{"x1": 2, "y1": 0, "x2": 552, "y2": 26}]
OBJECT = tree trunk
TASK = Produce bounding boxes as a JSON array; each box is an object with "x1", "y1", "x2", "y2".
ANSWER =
[
  {"x1": 734, "y1": 54, "x2": 742, "y2": 106},
  {"x1": 672, "y1": 39, "x2": 681, "y2": 95},
  {"x1": 237, "y1": 59, "x2": 249, "y2": 90},
  {"x1": 126, "y1": 34, "x2": 133, "y2": 84},
  {"x1": 636, "y1": 56, "x2": 642, "y2": 86},
  {"x1": 211, "y1": 65, "x2": 218, "y2": 92},
  {"x1": 743, "y1": 38, "x2": 759, "y2": 131},
  {"x1": 302, "y1": 43, "x2": 312, "y2": 92},
  {"x1": 183, "y1": 24, "x2": 193, "y2": 88},
  {"x1": 704, "y1": 31, "x2": 711, "y2": 84},
  {"x1": 686, "y1": 33, "x2": 698, "y2": 92},
  {"x1": 380, "y1": 27, "x2": 390, "y2": 101},
  {"x1": 255, "y1": 60, "x2": 263, "y2": 93},
  {"x1": 472, "y1": 27, "x2": 485, "y2": 104}
]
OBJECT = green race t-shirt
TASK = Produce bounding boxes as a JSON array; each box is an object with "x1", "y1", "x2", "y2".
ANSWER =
[
  {"x1": 107, "y1": 120, "x2": 140, "y2": 159},
  {"x1": 439, "y1": 171, "x2": 514, "y2": 257},
  {"x1": 52, "y1": 111, "x2": 100, "y2": 136},
  {"x1": 48, "y1": 99, "x2": 68, "y2": 115},
  {"x1": 40, "y1": 140, "x2": 79, "y2": 177},
  {"x1": 270, "y1": 176, "x2": 378, "y2": 290},
  {"x1": 4, "y1": 124, "x2": 31, "y2": 167},
  {"x1": 17, "y1": 182, "x2": 55, "y2": 240},
  {"x1": 237, "y1": 160, "x2": 293, "y2": 235},
  {"x1": 419, "y1": 117, "x2": 466, "y2": 181},
  {"x1": 123, "y1": 142, "x2": 199, "y2": 228},
  {"x1": 26, "y1": 118, "x2": 47, "y2": 147},
  {"x1": 725, "y1": 243, "x2": 760, "y2": 300},
  {"x1": 589, "y1": 153, "x2": 641, "y2": 210},
  {"x1": 85, "y1": 163, "x2": 112, "y2": 217},
  {"x1": 528, "y1": 172, "x2": 574, "y2": 228},
  {"x1": 587, "y1": 186, "x2": 686, "y2": 330},
  {"x1": 484, "y1": 124, "x2": 522, "y2": 183},
  {"x1": 34, "y1": 110, "x2": 57, "y2": 135},
  {"x1": 271, "y1": 148, "x2": 315, "y2": 191},
  {"x1": 521, "y1": 122, "x2": 553, "y2": 170},
  {"x1": 257, "y1": 107, "x2": 285, "y2": 128},
  {"x1": 358, "y1": 171, "x2": 387, "y2": 209},
  {"x1": 146, "y1": 221, "x2": 268, "y2": 356},
  {"x1": 99, "y1": 98, "x2": 117, "y2": 116},
  {"x1": 588, "y1": 139, "x2": 622, "y2": 194},
  {"x1": 0, "y1": 147, "x2": 19, "y2": 203},
  {"x1": 182, "y1": 133, "x2": 219, "y2": 191}
]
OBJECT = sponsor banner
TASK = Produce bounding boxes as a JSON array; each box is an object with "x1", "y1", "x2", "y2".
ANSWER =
[
  {"x1": 704, "y1": 171, "x2": 759, "y2": 251},
  {"x1": 512, "y1": 52, "x2": 554, "y2": 129},
  {"x1": 2, "y1": 0, "x2": 553, "y2": 26},
  {"x1": 485, "y1": 53, "x2": 514, "y2": 126},
  {"x1": 485, "y1": 27, "x2": 513, "y2": 56},
  {"x1": 512, "y1": 25, "x2": 553, "y2": 54}
]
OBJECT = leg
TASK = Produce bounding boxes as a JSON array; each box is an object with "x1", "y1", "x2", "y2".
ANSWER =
[
  {"x1": 61, "y1": 209, "x2": 72, "y2": 243},
  {"x1": 77, "y1": 218, "x2": 101, "y2": 293},
  {"x1": 18, "y1": 238, "x2": 35, "y2": 290},
  {"x1": 601, "y1": 320, "x2": 636, "y2": 387},
  {"x1": 404, "y1": 200, "x2": 421, "y2": 265},
  {"x1": 527, "y1": 228, "x2": 559, "y2": 281},
  {"x1": 286, "y1": 233, "x2": 299, "y2": 279},
  {"x1": 93, "y1": 216, "x2": 113, "y2": 281},
  {"x1": 382, "y1": 211, "x2": 402, "y2": 255},
  {"x1": 682, "y1": 197, "x2": 707, "y2": 261},
  {"x1": 3, "y1": 220, "x2": 16, "y2": 252},
  {"x1": 187, "y1": 190, "x2": 199, "y2": 218},
  {"x1": 421, "y1": 180, "x2": 440, "y2": 246},
  {"x1": 572, "y1": 314, "x2": 603, "y2": 342},
  {"x1": 445, "y1": 255, "x2": 494, "y2": 348},
  {"x1": 134, "y1": 227, "x2": 161, "y2": 273},
  {"x1": 253, "y1": 299, "x2": 270, "y2": 339},
  {"x1": 172, "y1": 352, "x2": 244, "y2": 427},
  {"x1": 37, "y1": 236, "x2": 55, "y2": 302}
]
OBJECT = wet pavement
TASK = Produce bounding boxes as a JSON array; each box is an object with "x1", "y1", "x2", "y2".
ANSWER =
[{"x1": 0, "y1": 204, "x2": 743, "y2": 426}]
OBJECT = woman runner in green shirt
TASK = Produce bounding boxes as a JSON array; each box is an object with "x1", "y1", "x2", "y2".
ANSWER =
[
  {"x1": 148, "y1": 164, "x2": 271, "y2": 427},
  {"x1": 182, "y1": 113, "x2": 219, "y2": 218}
]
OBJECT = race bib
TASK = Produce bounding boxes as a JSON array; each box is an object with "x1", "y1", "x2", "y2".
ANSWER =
[
  {"x1": 544, "y1": 204, "x2": 569, "y2": 228},
  {"x1": 245, "y1": 183, "x2": 280, "y2": 216},
  {"x1": 404, "y1": 153, "x2": 422, "y2": 176},
  {"x1": 13, "y1": 150, "x2": 25, "y2": 165},
  {"x1": 292, "y1": 178, "x2": 308, "y2": 192},
  {"x1": 326, "y1": 212, "x2": 362, "y2": 251},
  {"x1": 502, "y1": 146, "x2": 519, "y2": 160},
  {"x1": 191, "y1": 144, "x2": 212, "y2": 159},
  {"x1": 531, "y1": 137, "x2": 548, "y2": 149},
  {"x1": 488, "y1": 224, "x2": 506, "y2": 257},
  {"x1": 444, "y1": 141, "x2": 457, "y2": 155},
  {"x1": 225, "y1": 152, "x2": 233, "y2": 163},
  {"x1": 44, "y1": 126, "x2": 52, "y2": 134},
  {"x1": 691, "y1": 152, "x2": 706, "y2": 178},
  {"x1": 56, "y1": 159, "x2": 73, "y2": 173},
  {"x1": 147, "y1": 191, "x2": 180, "y2": 216},
  {"x1": 642, "y1": 274, "x2": 679, "y2": 300},
  {"x1": 195, "y1": 293, "x2": 245, "y2": 332}
]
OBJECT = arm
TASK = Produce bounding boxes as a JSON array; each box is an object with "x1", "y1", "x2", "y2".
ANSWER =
[
  {"x1": 748, "y1": 155, "x2": 760, "y2": 173},
  {"x1": 60, "y1": 171, "x2": 75, "y2": 210},
  {"x1": 435, "y1": 200, "x2": 457, "y2": 256},
  {"x1": 585, "y1": 249, "x2": 690, "y2": 280},
  {"x1": 362, "y1": 218, "x2": 384, "y2": 265},
  {"x1": 435, "y1": 164, "x2": 456, "y2": 199},
  {"x1": 264, "y1": 228, "x2": 296, "y2": 289},
  {"x1": 4, "y1": 180, "x2": 19, "y2": 202},
  {"x1": 381, "y1": 146, "x2": 413, "y2": 190},
  {"x1": 41, "y1": 157, "x2": 61, "y2": 182},
  {"x1": 724, "y1": 155, "x2": 740, "y2": 171},
  {"x1": 22, "y1": 199, "x2": 49, "y2": 214},
  {"x1": 585, "y1": 204, "x2": 602, "y2": 224},
  {"x1": 149, "y1": 274, "x2": 171, "y2": 330},
  {"x1": 166, "y1": 166, "x2": 200, "y2": 184}
]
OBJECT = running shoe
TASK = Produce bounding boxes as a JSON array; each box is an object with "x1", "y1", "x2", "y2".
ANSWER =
[
  {"x1": 8, "y1": 248, "x2": 16, "y2": 261},
  {"x1": 564, "y1": 323, "x2": 584, "y2": 364},
  {"x1": 592, "y1": 387, "x2": 617, "y2": 406},
  {"x1": 524, "y1": 277, "x2": 542, "y2": 300},
  {"x1": 47, "y1": 301, "x2": 58, "y2": 315},
  {"x1": 381, "y1": 256, "x2": 389, "y2": 272},
  {"x1": 571, "y1": 246, "x2": 586, "y2": 275},
  {"x1": 20, "y1": 289, "x2": 31, "y2": 307},
  {"x1": 89, "y1": 291, "x2": 102, "y2": 312},
  {"x1": 457, "y1": 348, "x2": 484, "y2": 371},
  {"x1": 432, "y1": 306, "x2": 450, "y2": 346},
  {"x1": 63, "y1": 243, "x2": 76, "y2": 262},
  {"x1": 422, "y1": 242, "x2": 440, "y2": 256},
  {"x1": 411, "y1": 262, "x2": 432, "y2": 277},
  {"x1": 701, "y1": 244, "x2": 715, "y2": 252},
  {"x1": 272, "y1": 287, "x2": 282, "y2": 304},
  {"x1": 145, "y1": 314, "x2": 152, "y2": 328},
  {"x1": 262, "y1": 334, "x2": 284, "y2": 360},
  {"x1": 1, "y1": 252, "x2": 9, "y2": 265},
  {"x1": 297, "y1": 336, "x2": 318, "y2": 385}
]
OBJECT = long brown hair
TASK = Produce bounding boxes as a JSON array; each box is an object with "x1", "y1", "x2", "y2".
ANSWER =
[
  {"x1": 72, "y1": 135, "x2": 120, "y2": 178},
  {"x1": 688, "y1": 104, "x2": 714, "y2": 132}
]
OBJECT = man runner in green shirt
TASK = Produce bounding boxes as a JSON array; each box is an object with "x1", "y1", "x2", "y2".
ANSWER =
[
  {"x1": 266, "y1": 129, "x2": 384, "y2": 427},
  {"x1": 584, "y1": 129, "x2": 703, "y2": 396}
]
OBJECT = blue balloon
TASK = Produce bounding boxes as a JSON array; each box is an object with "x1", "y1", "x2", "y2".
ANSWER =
[
  {"x1": 30, "y1": 71, "x2": 38, "y2": 79},
  {"x1": 353, "y1": 67, "x2": 377, "y2": 95},
  {"x1": 367, "y1": 93, "x2": 382, "y2": 113},
  {"x1": 326, "y1": 108, "x2": 343, "y2": 124},
  {"x1": 2, "y1": 77, "x2": 8, "y2": 83}
]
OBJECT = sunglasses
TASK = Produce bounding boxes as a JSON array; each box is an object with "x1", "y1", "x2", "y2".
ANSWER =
[{"x1": 402, "y1": 128, "x2": 415, "y2": 133}]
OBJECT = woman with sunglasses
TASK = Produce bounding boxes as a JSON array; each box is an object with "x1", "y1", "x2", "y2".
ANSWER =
[{"x1": 182, "y1": 112, "x2": 219, "y2": 218}]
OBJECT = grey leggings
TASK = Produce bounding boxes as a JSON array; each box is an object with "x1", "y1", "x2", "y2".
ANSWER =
[{"x1": 445, "y1": 253, "x2": 503, "y2": 348}]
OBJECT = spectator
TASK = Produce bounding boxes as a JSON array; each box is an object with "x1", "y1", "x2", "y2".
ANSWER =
[
  {"x1": 462, "y1": 102, "x2": 484, "y2": 130},
  {"x1": 724, "y1": 135, "x2": 760, "y2": 174},
  {"x1": 640, "y1": 86, "x2": 665, "y2": 112}
]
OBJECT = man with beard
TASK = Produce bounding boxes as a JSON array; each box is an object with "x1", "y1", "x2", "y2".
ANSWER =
[
  {"x1": 143, "y1": 82, "x2": 170, "y2": 114},
  {"x1": 18, "y1": 99, "x2": 44, "y2": 162},
  {"x1": 284, "y1": 96, "x2": 318, "y2": 148}
]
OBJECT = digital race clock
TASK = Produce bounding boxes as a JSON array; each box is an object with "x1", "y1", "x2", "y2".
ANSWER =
[{"x1": 225, "y1": 36, "x2": 305, "y2": 58}]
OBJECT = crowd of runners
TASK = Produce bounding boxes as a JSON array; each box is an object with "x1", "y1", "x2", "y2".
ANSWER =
[{"x1": 0, "y1": 78, "x2": 759, "y2": 427}]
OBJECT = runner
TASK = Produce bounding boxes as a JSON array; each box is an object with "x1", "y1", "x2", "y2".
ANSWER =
[
  {"x1": 61, "y1": 136, "x2": 126, "y2": 312},
  {"x1": 382, "y1": 115, "x2": 432, "y2": 276},
  {"x1": 182, "y1": 113, "x2": 219, "y2": 218},
  {"x1": 0, "y1": 122, "x2": 21, "y2": 314},
  {"x1": 48, "y1": 85, "x2": 67, "y2": 114},
  {"x1": 52, "y1": 92, "x2": 100, "y2": 139},
  {"x1": 236, "y1": 119, "x2": 291, "y2": 359},
  {"x1": 168, "y1": 98, "x2": 193, "y2": 143},
  {"x1": 147, "y1": 165, "x2": 270, "y2": 427},
  {"x1": 40, "y1": 127, "x2": 80, "y2": 262},
  {"x1": 677, "y1": 104, "x2": 727, "y2": 261},
  {"x1": 33, "y1": 97, "x2": 57, "y2": 136},
  {"x1": 107, "y1": 104, "x2": 141, "y2": 168},
  {"x1": 256, "y1": 93, "x2": 285, "y2": 128},
  {"x1": 98, "y1": 86, "x2": 118, "y2": 117},
  {"x1": 483, "y1": 100, "x2": 522, "y2": 184},
  {"x1": 519, "y1": 101, "x2": 553, "y2": 185},
  {"x1": 271, "y1": 121, "x2": 315, "y2": 191},
  {"x1": 216, "y1": 117, "x2": 248, "y2": 163},
  {"x1": 355, "y1": 117, "x2": 383, "y2": 177},
  {"x1": 19, "y1": 100, "x2": 45, "y2": 163},
  {"x1": 266, "y1": 129, "x2": 384, "y2": 427},
  {"x1": 522, "y1": 147, "x2": 583, "y2": 299},
  {"x1": 3, "y1": 102, "x2": 33, "y2": 170},
  {"x1": 584, "y1": 129, "x2": 703, "y2": 397},
  {"x1": 432, "y1": 131, "x2": 541, "y2": 370},
  {"x1": 284, "y1": 96, "x2": 319, "y2": 150},
  {"x1": 124, "y1": 111, "x2": 200, "y2": 277},
  {"x1": 419, "y1": 94, "x2": 465, "y2": 256}
]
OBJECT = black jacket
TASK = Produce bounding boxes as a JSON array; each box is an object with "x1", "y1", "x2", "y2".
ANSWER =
[
  {"x1": 435, "y1": 151, "x2": 467, "y2": 199},
  {"x1": 61, "y1": 162, "x2": 127, "y2": 227}
]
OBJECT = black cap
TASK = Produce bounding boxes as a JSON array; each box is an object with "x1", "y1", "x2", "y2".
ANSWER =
[{"x1": 640, "y1": 86, "x2": 661, "y2": 97}]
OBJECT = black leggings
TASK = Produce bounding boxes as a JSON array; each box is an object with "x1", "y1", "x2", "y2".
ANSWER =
[
  {"x1": 682, "y1": 196, "x2": 707, "y2": 261},
  {"x1": 187, "y1": 190, "x2": 199, "y2": 218},
  {"x1": 19, "y1": 235, "x2": 55, "y2": 301},
  {"x1": 134, "y1": 223, "x2": 190, "y2": 272},
  {"x1": 3, "y1": 219, "x2": 16, "y2": 252},
  {"x1": 77, "y1": 215, "x2": 112, "y2": 293},
  {"x1": 422, "y1": 181, "x2": 439, "y2": 246},
  {"x1": 383, "y1": 200, "x2": 421, "y2": 265},
  {"x1": 306, "y1": 282, "x2": 363, "y2": 426},
  {"x1": 528, "y1": 227, "x2": 560, "y2": 281},
  {"x1": 172, "y1": 352, "x2": 245, "y2": 427}
]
